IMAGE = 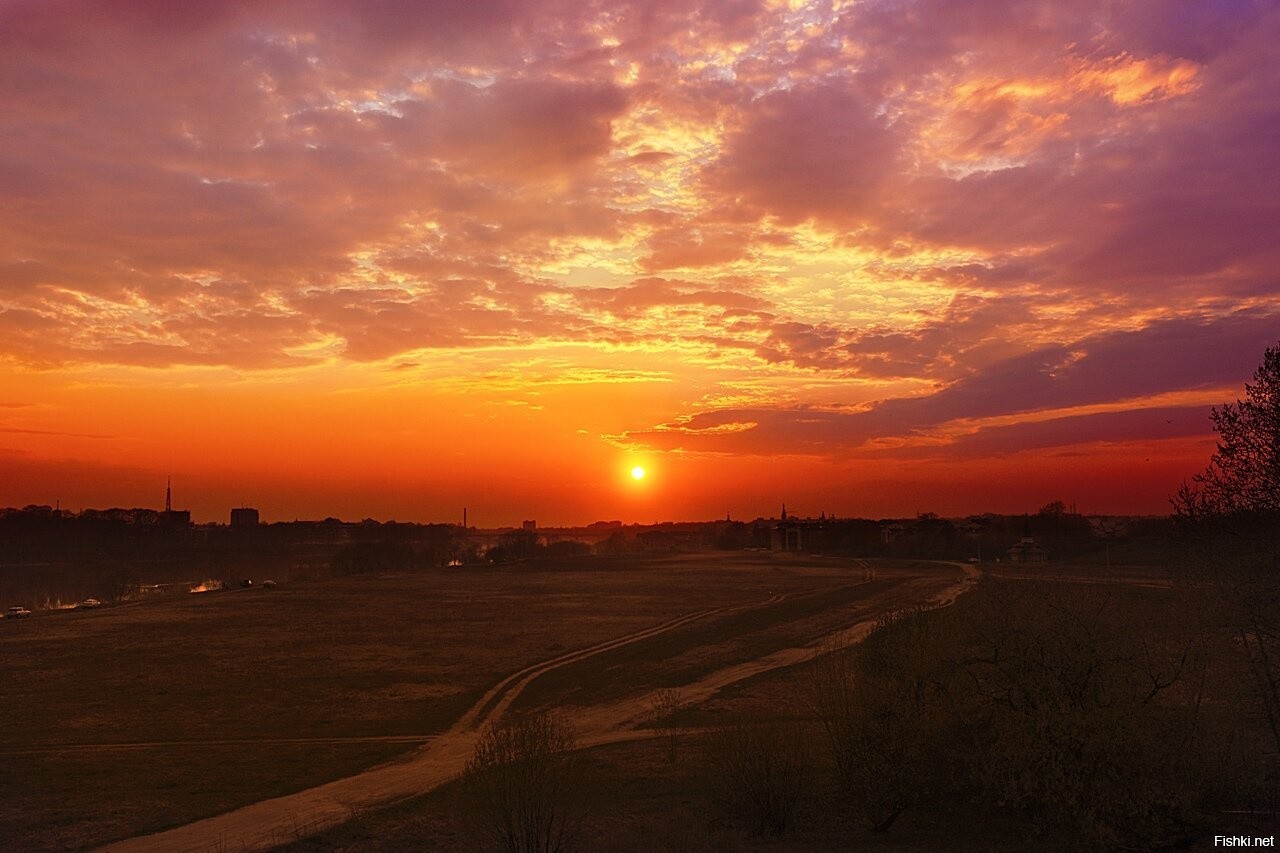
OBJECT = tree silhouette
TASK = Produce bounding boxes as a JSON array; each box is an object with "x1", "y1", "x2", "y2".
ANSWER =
[
  {"x1": 463, "y1": 713, "x2": 582, "y2": 853},
  {"x1": 1038, "y1": 500, "x2": 1066, "y2": 516},
  {"x1": 1178, "y1": 342, "x2": 1280, "y2": 517},
  {"x1": 649, "y1": 687, "x2": 683, "y2": 764},
  {"x1": 1175, "y1": 341, "x2": 1280, "y2": 752}
]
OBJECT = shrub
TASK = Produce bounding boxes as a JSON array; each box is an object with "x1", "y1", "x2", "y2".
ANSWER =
[
  {"x1": 463, "y1": 712, "x2": 583, "y2": 853},
  {"x1": 706, "y1": 717, "x2": 808, "y2": 837},
  {"x1": 810, "y1": 609, "x2": 952, "y2": 832},
  {"x1": 649, "y1": 687, "x2": 684, "y2": 764}
]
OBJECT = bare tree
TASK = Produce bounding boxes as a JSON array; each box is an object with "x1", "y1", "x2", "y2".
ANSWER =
[
  {"x1": 463, "y1": 712, "x2": 583, "y2": 853},
  {"x1": 810, "y1": 610, "x2": 944, "y2": 833},
  {"x1": 958, "y1": 578, "x2": 1214, "y2": 846},
  {"x1": 649, "y1": 687, "x2": 683, "y2": 764},
  {"x1": 107, "y1": 566, "x2": 141, "y2": 603},
  {"x1": 1175, "y1": 342, "x2": 1280, "y2": 752},
  {"x1": 706, "y1": 717, "x2": 808, "y2": 837}
]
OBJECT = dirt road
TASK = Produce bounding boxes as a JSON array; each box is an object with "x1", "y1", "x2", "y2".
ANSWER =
[{"x1": 101, "y1": 561, "x2": 975, "y2": 853}]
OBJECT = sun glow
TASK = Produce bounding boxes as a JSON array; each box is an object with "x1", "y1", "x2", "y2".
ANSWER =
[{"x1": 631, "y1": 465, "x2": 646, "y2": 480}]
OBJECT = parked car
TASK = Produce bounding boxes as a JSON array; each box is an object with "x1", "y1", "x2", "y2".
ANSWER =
[
  {"x1": 6, "y1": 607, "x2": 32, "y2": 619},
  {"x1": 239, "y1": 579, "x2": 253, "y2": 588},
  {"x1": 77, "y1": 598, "x2": 102, "y2": 609},
  {"x1": 261, "y1": 580, "x2": 277, "y2": 589}
]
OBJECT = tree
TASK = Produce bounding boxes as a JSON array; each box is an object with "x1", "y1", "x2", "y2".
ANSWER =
[
  {"x1": 107, "y1": 566, "x2": 141, "y2": 603},
  {"x1": 1175, "y1": 342, "x2": 1280, "y2": 752},
  {"x1": 810, "y1": 610, "x2": 947, "y2": 833},
  {"x1": 595, "y1": 529, "x2": 630, "y2": 554},
  {"x1": 1038, "y1": 500, "x2": 1067, "y2": 516},
  {"x1": 649, "y1": 687, "x2": 683, "y2": 764},
  {"x1": 1178, "y1": 342, "x2": 1280, "y2": 517},
  {"x1": 706, "y1": 716, "x2": 808, "y2": 837},
  {"x1": 957, "y1": 580, "x2": 1204, "y2": 846},
  {"x1": 490, "y1": 528, "x2": 541, "y2": 562},
  {"x1": 463, "y1": 713, "x2": 583, "y2": 853}
]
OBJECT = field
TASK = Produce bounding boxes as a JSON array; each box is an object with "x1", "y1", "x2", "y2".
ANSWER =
[
  {"x1": 276, "y1": 736, "x2": 1078, "y2": 853},
  {"x1": 9, "y1": 552, "x2": 1265, "y2": 852},
  {"x1": 0, "y1": 552, "x2": 965, "y2": 850},
  {"x1": 275, "y1": 562, "x2": 1275, "y2": 853}
]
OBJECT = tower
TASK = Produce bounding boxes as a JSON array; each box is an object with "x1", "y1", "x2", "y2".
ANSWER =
[
  {"x1": 165, "y1": 477, "x2": 172, "y2": 513},
  {"x1": 780, "y1": 503, "x2": 787, "y2": 521}
]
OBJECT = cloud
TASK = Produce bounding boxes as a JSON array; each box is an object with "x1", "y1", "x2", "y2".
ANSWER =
[
  {"x1": 888, "y1": 405, "x2": 1213, "y2": 461},
  {"x1": 863, "y1": 312, "x2": 1279, "y2": 429},
  {"x1": 389, "y1": 77, "x2": 629, "y2": 179},
  {"x1": 627, "y1": 312, "x2": 1280, "y2": 456},
  {"x1": 0, "y1": 426, "x2": 114, "y2": 439},
  {"x1": 1, "y1": 0, "x2": 1278, "y2": 516},
  {"x1": 706, "y1": 81, "x2": 902, "y2": 225}
]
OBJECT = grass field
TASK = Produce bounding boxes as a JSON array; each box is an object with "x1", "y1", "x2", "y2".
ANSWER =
[
  {"x1": 1, "y1": 551, "x2": 942, "y2": 850},
  {"x1": 9, "y1": 553, "x2": 1261, "y2": 851},
  {"x1": 274, "y1": 565, "x2": 1275, "y2": 853},
  {"x1": 276, "y1": 734, "x2": 1082, "y2": 853}
]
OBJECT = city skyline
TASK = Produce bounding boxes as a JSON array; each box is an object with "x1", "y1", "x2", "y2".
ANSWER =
[
  {"x1": 4, "y1": 484, "x2": 1107, "y2": 528},
  {"x1": 2, "y1": 2, "x2": 1279, "y2": 524}
]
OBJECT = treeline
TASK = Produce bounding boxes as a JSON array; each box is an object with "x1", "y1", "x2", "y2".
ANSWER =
[
  {"x1": 0, "y1": 506, "x2": 193, "y2": 566},
  {"x1": 779, "y1": 508, "x2": 1175, "y2": 564},
  {"x1": 480, "y1": 529, "x2": 593, "y2": 564},
  {"x1": 0, "y1": 503, "x2": 1177, "y2": 573},
  {"x1": 328, "y1": 523, "x2": 467, "y2": 574},
  {"x1": 0, "y1": 510, "x2": 470, "y2": 606},
  {"x1": 555, "y1": 508, "x2": 1175, "y2": 564}
]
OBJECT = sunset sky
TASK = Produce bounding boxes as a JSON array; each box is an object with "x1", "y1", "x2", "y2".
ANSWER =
[{"x1": 2, "y1": 0, "x2": 1278, "y2": 525}]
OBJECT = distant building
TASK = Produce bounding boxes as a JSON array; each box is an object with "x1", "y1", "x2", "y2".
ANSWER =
[
  {"x1": 522, "y1": 519, "x2": 537, "y2": 531},
  {"x1": 1006, "y1": 536, "x2": 1048, "y2": 564},
  {"x1": 770, "y1": 504, "x2": 804, "y2": 551},
  {"x1": 231, "y1": 507, "x2": 260, "y2": 529},
  {"x1": 880, "y1": 521, "x2": 907, "y2": 544},
  {"x1": 159, "y1": 477, "x2": 191, "y2": 527},
  {"x1": 771, "y1": 523, "x2": 803, "y2": 551},
  {"x1": 1007, "y1": 515, "x2": 1047, "y2": 564},
  {"x1": 160, "y1": 509, "x2": 191, "y2": 527}
]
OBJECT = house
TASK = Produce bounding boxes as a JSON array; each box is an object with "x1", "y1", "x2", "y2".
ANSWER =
[{"x1": 1006, "y1": 535, "x2": 1048, "y2": 564}]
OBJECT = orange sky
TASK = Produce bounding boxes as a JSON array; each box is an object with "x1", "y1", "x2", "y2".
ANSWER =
[{"x1": 2, "y1": 1, "x2": 1278, "y2": 524}]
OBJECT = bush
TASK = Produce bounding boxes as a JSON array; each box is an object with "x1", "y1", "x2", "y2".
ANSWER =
[
  {"x1": 463, "y1": 712, "x2": 583, "y2": 853},
  {"x1": 706, "y1": 717, "x2": 808, "y2": 837},
  {"x1": 810, "y1": 609, "x2": 952, "y2": 832},
  {"x1": 649, "y1": 687, "x2": 684, "y2": 764},
  {"x1": 957, "y1": 580, "x2": 1208, "y2": 846},
  {"x1": 809, "y1": 581, "x2": 1219, "y2": 846}
]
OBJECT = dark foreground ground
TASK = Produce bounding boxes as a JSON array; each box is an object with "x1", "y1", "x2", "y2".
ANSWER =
[
  {"x1": 3, "y1": 554, "x2": 1273, "y2": 851},
  {"x1": 281, "y1": 561, "x2": 1278, "y2": 853},
  {"x1": 2, "y1": 552, "x2": 961, "y2": 850}
]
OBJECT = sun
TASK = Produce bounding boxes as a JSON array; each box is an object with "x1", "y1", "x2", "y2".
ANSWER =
[{"x1": 631, "y1": 465, "x2": 646, "y2": 480}]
